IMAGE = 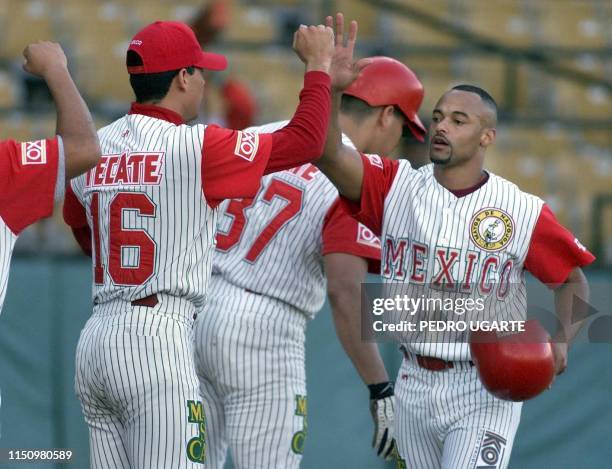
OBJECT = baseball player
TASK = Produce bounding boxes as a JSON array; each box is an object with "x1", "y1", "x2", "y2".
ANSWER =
[
  {"x1": 192, "y1": 55, "x2": 426, "y2": 469},
  {"x1": 62, "y1": 21, "x2": 336, "y2": 468},
  {"x1": 307, "y1": 13, "x2": 596, "y2": 469},
  {"x1": 0, "y1": 41, "x2": 99, "y2": 315}
]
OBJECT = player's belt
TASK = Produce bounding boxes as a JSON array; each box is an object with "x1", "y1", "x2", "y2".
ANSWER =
[
  {"x1": 131, "y1": 294, "x2": 159, "y2": 308},
  {"x1": 402, "y1": 348, "x2": 474, "y2": 371}
]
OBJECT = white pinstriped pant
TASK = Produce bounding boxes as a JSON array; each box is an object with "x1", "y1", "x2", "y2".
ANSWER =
[
  {"x1": 394, "y1": 356, "x2": 522, "y2": 469},
  {"x1": 75, "y1": 296, "x2": 206, "y2": 468},
  {"x1": 193, "y1": 277, "x2": 308, "y2": 469}
]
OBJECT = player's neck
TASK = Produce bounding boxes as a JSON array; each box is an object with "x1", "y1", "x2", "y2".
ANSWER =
[
  {"x1": 142, "y1": 97, "x2": 191, "y2": 122},
  {"x1": 339, "y1": 114, "x2": 371, "y2": 153},
  {"x1": 433, "y1": 158, "x2": 486, "y2": 192}
]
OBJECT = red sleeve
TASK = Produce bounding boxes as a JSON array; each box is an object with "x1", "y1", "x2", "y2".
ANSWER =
[
  {"x1": 0, "y1": 137, "x2": 59, "y2": 234},
  {"x1": 63, "y1": 183, "x2": 87, "y2": 228},
  {"x1": 339, "y1": 153, "x2": 399, "y2": 237},
  {"x1": 201, "y1": 125, "x2": 273, "y2": 207},
  {"x1": 524, "y1": 204, "x2": 595, "y2": 287},
  {"x1": 63, "y1": 183, "x2": 92, "y2": 256},
  {"x1": 264, "y1": 71, "x2": 331, "y2": 174},
  {"x1": 322, "y1": 198, "x2": 381, "y2": 274},
  {"x1": 202, "y1": 71, "x2": 331, "y2": 208}
]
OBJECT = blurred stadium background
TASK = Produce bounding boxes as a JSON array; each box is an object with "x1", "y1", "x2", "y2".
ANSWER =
[{"x1": 0, "y1": 0, "x2": 610, "y2": 468}]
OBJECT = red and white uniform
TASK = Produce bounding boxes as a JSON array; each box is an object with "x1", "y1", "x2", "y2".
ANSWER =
[
  {"x1": 63, "y1": 72, "x2": 331, "y2": 468},
  {"x1": 343, "y1": 155, "x2": 595, "y2": 469},
  {"x1": 212, "y1": 164, "x2": 379, "y2": 316},
  {"x1": 193, "y1": 122, "x2": 380, "y2": 469},
  {"x1": 0, "y1": 137, "x2": 64, "y2": 312}
]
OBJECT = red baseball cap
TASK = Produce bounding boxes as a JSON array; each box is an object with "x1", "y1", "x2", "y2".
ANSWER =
[{"x1": 127, "y1": 21, "x2": 227, "y2": 74}]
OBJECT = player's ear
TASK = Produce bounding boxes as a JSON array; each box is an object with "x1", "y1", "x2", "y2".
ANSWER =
[
  {"x1": 174, "y1": 68, "x2": 190, "y2": 92},
  {"x1": 379, "y1": 105, "x2": 396, "y2": 129},
  {"x1": 480, "y1": 128, "x2": 496, "y2": 148}
]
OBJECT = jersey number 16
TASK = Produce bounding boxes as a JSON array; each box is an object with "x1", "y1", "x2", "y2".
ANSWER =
[{"x1": 91, "y1": 192, "x2": 156, "y2": 285}]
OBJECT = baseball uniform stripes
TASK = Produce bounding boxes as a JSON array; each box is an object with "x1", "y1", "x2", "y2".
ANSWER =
[
  {"x1": 213, "y1": 165, "x2": 338, "y2": 317},
  {"x1": 69, "y1": 113, "x2": 220, "y2": 467},
  {"x1": 0, "y1": 137, "x2": 64, "y2": 313},
  {"x1": 70, "y1": 115, "x2": 217, "y2": 309},
  {"x1": 75, "y1": 297, "x2": 203, "y2": 469},
  {"x1": 380, "y1": 162, "x2": 543, "y2": 360},
  {"x1": 395, "y1": 357, "x2": 521, "y2": 469},
  {"x1": 348, "y1": 157, "x2": 547, "y2": 467},
  {"x1": 194, "y1": 276, "x2": 307, "y2": 469},
  {"x1": 213, "y1": 120, "x2": 340, "y2": 317},
  {"x1": 0, "y1": 222, "x2": 17, "y2": 313}
]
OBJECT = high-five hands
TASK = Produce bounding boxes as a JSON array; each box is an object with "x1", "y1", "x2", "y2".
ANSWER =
[
  {"x1": 293, "y1": 23, "x2": 335, "y2": 73},
  {"x1": 325, "y1": 13, "x2": 371, "y2": 91}
]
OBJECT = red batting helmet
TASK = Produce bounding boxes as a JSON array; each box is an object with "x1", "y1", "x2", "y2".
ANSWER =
[
  {"x1": 343, "y1": 56, "x2": 426, "y2": 141},
  {"x1": 470, "y1": 320, "x2": 555, "y2": 401}
]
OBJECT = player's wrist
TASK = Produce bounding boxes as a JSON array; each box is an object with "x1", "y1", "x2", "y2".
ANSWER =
[
  {"x1": 42, "y1": 63, "x2": 71, "y2": 83},
  {"x1": 305, "y1": 59, "x2": 332, "y2": 74},
  {"x1": 368, "y1": 381, "x2": 394, "y2": 400}
]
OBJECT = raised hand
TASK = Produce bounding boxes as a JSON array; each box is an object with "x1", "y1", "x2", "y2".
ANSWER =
[
  {"x1": 292, "y1": 24, "x2": 335, "y2": 73},
  {"x1": 23, "y1": 41, "x2": 68, "y2": 78},
  {"x1": 325, "y1": 13, "x2": 370, "y2": 91}
]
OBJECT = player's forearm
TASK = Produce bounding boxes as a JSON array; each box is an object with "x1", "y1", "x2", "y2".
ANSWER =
[
  {"x1": 265, "y1": 71, "x2": 330, "y2": 174},
  {"x1": 553, "y1": 267, "x2": 590, "y2": 345},
  {"x1": 45, "y1": 66, "x2": 100, "y2": 179},
  {"x1": 330, "y1": 293, "x2": 389, "y2": 384},
  {"x1": 315, "y1": 91, "x2": 363, "y2": 201}
]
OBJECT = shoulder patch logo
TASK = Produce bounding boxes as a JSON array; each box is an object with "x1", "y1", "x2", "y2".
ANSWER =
[
  {"x1": 470, "y1": 208, "x2": 514, "y2": 252},
  {"x1": 357, "y1": 223, "x2": 381, "y2": 249},
  {"x1": 234, "y1": 131, "x2": 259, "y2": 162},
  {"x1": 364, "y1": 153, "x2": 383, "y2": 169},
  {"x1": 21, "y1": 140, "x2": 46, "y2": 165}
]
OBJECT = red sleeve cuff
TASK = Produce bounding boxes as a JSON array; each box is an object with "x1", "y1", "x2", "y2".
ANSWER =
[
  {"x1": 524, "y1": 204, "x2": 596, "y2": 287},
  {"x1": 0, "y1": 137, "x2": 59, "y2": 234}
]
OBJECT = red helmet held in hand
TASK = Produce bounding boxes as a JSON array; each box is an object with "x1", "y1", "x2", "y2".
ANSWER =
[{"x1": 470, "y1": 320, "x2": 555, "y2": 401}]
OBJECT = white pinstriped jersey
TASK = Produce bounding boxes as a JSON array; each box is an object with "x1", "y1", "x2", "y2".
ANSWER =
[
  {"x1": 350, "y1": 156, "x2": 593, "y2": 360},
  {"x1": 214, "y1": 165, "x2": 337, "y2": 316},
  {"x1": 67, "y1": 111, "x2": 274, "y2": 309},
  {"x1": 213, "y1": 121, "x2": 380, "y2": 317},
  {"x1": 0, "y1": 137, "x2": 64, "y2": 312},
  {"x1": 387, "y1": 162, "x2": 542, "y2": 360},
  {"x1": 69, "y1": 116, "x2": 216, "y2": 307}
]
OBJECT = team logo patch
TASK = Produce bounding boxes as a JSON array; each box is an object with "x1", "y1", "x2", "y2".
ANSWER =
[
  {"x1": 186, "y1": 400, "x2": 206, "y2": 464},
  {"x1": 357, "y1": 223, "x2": 381, "y2": 249},
  {"x1": 234, "y1": 131, "x2": 259, "y2": 162},
  {"x1": 291, "y1": 395, "x2": 307, "y2": 455},
  {"x1": 471, "y1": 430, "x2": 507, "y2": 468},
  {"x1": 21, "y1": 140, "x2": 46, "y2": 165},
  {"x1": 364, "y1": 153, "x2": 384, "y2": 169},
  {"x1": 470, "y1": 208, "x2": 514, "y2": 252}
]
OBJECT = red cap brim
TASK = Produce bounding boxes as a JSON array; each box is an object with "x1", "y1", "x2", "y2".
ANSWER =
[{"x1": 196, "y1": 51, "x2": 227, "y2": 71}]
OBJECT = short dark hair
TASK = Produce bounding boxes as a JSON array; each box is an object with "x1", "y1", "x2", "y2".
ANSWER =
[
  {"x1": 127, "y1": 50, "x2": 196, "y2": 103},
  {"x1": 340, "y1": 94, "x2": 379, "y2": 121},
  {"x1": 451, "y1": 84, "x2": 498, "y2": 114}
]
